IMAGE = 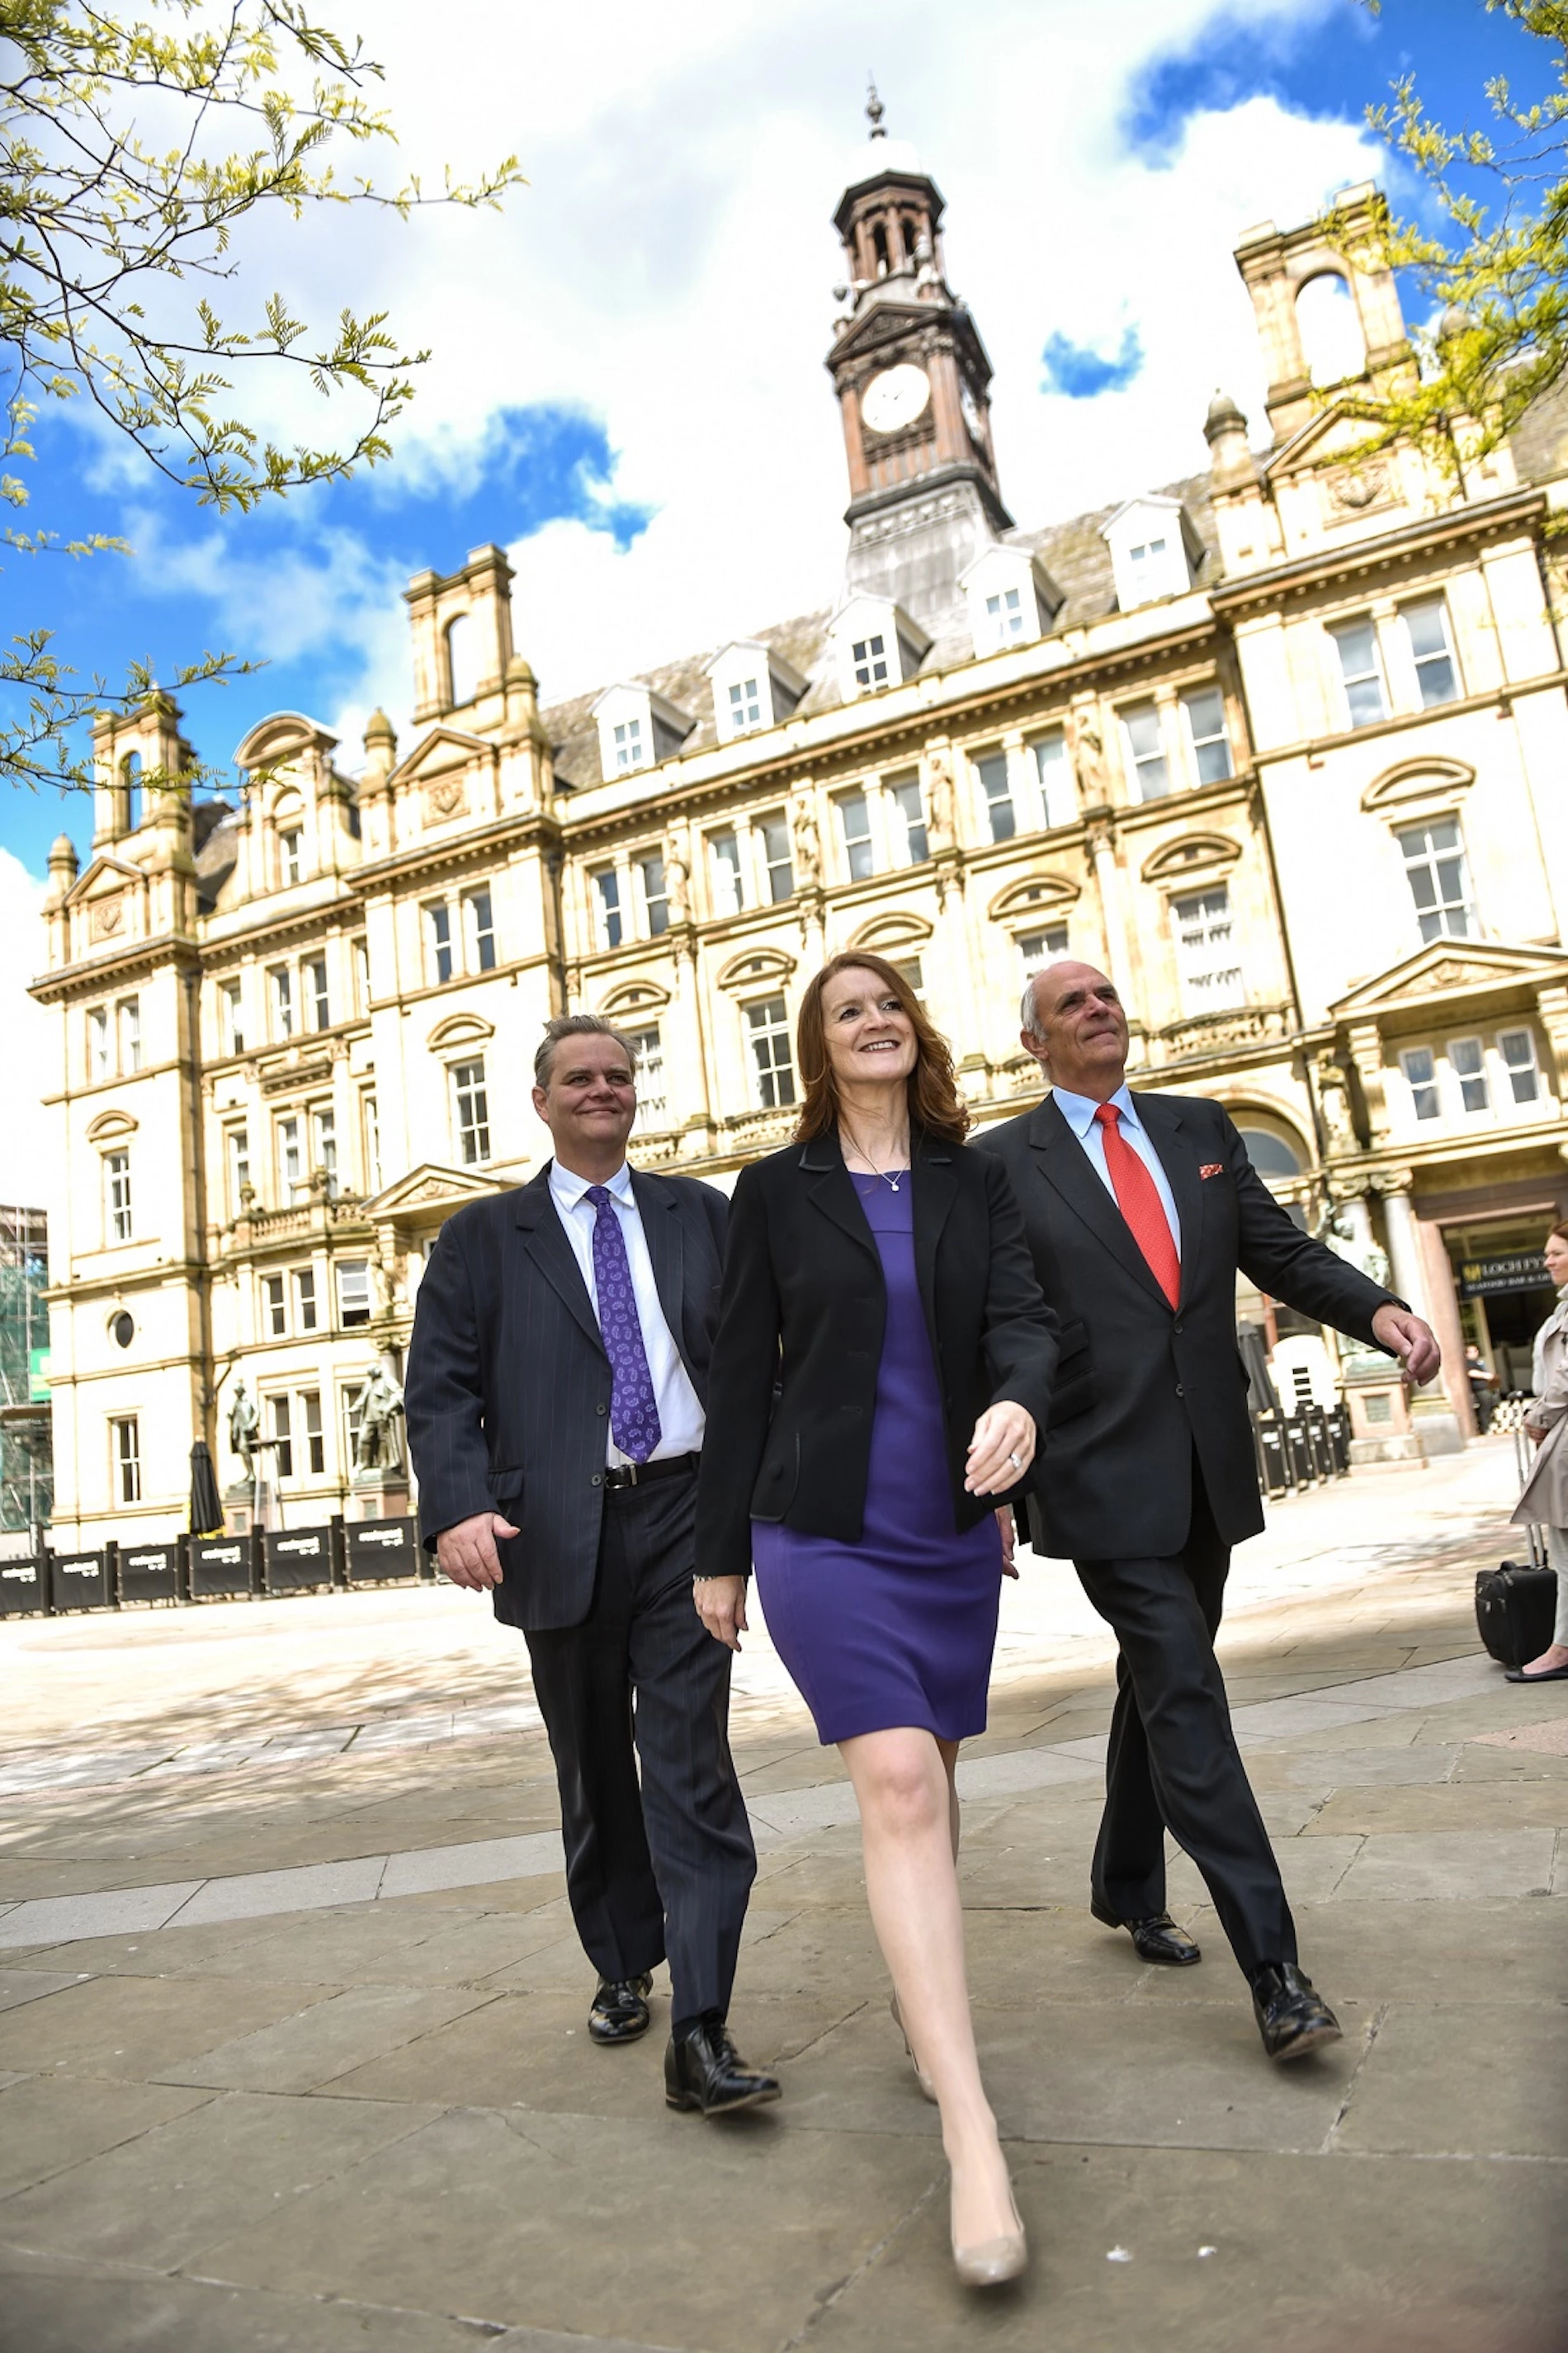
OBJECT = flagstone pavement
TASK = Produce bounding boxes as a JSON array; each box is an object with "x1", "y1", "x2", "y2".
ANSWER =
[{"x1": 0, "y1": 1438, "x2": 1563, "y2": 2352}]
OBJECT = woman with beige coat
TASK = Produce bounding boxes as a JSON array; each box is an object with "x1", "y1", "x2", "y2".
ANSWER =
[{"x1": 1509, "y1": 1220, "x2": 1568, "y2": 1682}]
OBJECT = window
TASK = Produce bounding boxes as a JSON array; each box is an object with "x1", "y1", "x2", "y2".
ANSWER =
[
  {"x1": 984, "y1": 586, "x2": 1026, "y2": 648},
  {"x1": 728, "y1": 677, "x2": 763, "y2": 731},
  {"x1": 1500, "y1": 1028, "x2": 1542, "y2": 1105},
  {"x1": 612, "y1": 716, "x2": 645, "y2": 772},
  {"x1": 451, "y1": 1056, "x2": 490, "y2": 1165},
  {"x1": 1172, "y1": 886, "x2": 1244, "y2": 1012},
  {"x1": 747, "y1": 995, "x2": 796, "y2": 1109},
  {"x1": 1238, "y1": 1128, "x2": 1303, "y2": 1182},
  {"x1": 1400, "y1": 1046, "x2": 1440, "y2": 1122},
  {"x1": 112, "y1": 1416, "x2": 141, "y2": 1505},
  {"x1": 338, "y1": 1260, "x2": 372, "y2": 1328},
  {"x1": 838, "y1": 791, "x2": 874, "y2": 881},
  {"x1": 304, "y1": 957, "x2": 330, "y2": 1032},
  {"x1": 1330, "y1": 617, "x2": 1386, "y2": 727},
  {"x1": 759, "y1": 815, "x2": 794, "y2": 903},
  {"x1": 312, "y1": 1108, "x2": 338, "y2": 1198},
  {"x1": 1032, "y1": 734, "x2": 1072, "y2": 829},
  {"x1": 1018, "y1": 924, "x2": 1070, "y2": 984},
  {"x1": 301, "y1": 1390, "x2": 325, "y2": 1477},
  {"x1": 1404, "y1": 598, "x2": 1458, "y2": 707},
  {"x1": 975, "y1": 752, "x2": 1015, "y2": 843},
  {"x1": 88, "y1": 1006, "x2": 109, "y2": 1081},
  {"x1": 892, "y1": 957, "x2": 925, "y2": 1004},
  {"x1": 278, "y1": 1116, "x2": 303, "y2": 1202},
  {"x1": 1448, "y1": 1035, "x2": 1490, "y2": 1115},
  {"x1": 105, "y1": 1150, "x2": 132, "y2": 1243},
  {"x1": 888, "y1": 774, "x2": 928, "y2": 865},
  {"x1": 465, "y1": 889, "x2": 497, "y2": 972},
  {"x1": 639, "y1": 853, "x2": 669, "y2": 937},
  {"x1": 446, "y1": 611, "x2": 478, "y2": 706},
  {"x1": 1397, "y1": 819, "x2": 1472, "y2": 942},
  {"x1": 271, "y1": 1394, "x2": 294, "y2": 1478},
  {"x1": 117, "y1": 997, "x2": 141, "y2": 1072},
  {"x1": 1181, "y1": 687, "x2": 1233, "y2": 785},
  {"x1": 229, "y1": 1127, "x2": 250, "y2": 1211},
  {"x1": 851, "y1": 634, "x2": 889, "y2": 692},
  {"x1": 362, "y1": 1095, "x2": 381, "y2": 1194},
  {"x1": 711, "y1": 831, "x2": 744, "y2": 916},
  {"x1": 1127, "y1": 537, "x2": 1168, "y2": 601},
  {"x1": 628, "y1": 1026, "x2": 667, "y2": 1129},
  {"x1": 352, "y1": 937, "x2": 371, "y2": 1013},
  {"x1": 296, "y1": 1268, "x2": 319, "y2": 1333},
  {"x1": 271, "y1": 965, "x2": 295, "y2": 1040},
  {"x1": 220, "y1": 981, "x2": 245, "y2": 1056},
  {"x1": 1122, "y1": 704, "x2": 1169, "y2": 801},
  {"x1": 427, "y1": 901, "x2": 454, "y2": 986},
  {"x1": 262, "y1": 1273, "x2": 286, "y2": 1336},
  {"x1": 592, "y1": 868, "x2": 622, "y2": 950},
  {"x1": 280, "y1": 828, "x2": 303, "y2": 886}
]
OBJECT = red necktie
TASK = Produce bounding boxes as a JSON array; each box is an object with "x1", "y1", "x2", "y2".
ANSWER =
[{"x1": 1093, "y1": 1103, "x2": 1180, "y2": 1308}]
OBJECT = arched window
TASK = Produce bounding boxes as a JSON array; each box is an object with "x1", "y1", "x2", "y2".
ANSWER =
[
  {"x1": 1238, "y1": 1126, "x2": 1304, "y2": 1182},
  {"x1": 119, "y1": 749, "x2": 143, "y2": 829},
  {"x1": 446, "y1": 612, "x2": 479, "y2": 708},
  {"x1": 1295, "y1": 273, "x2": 1363, "y2": 387}
]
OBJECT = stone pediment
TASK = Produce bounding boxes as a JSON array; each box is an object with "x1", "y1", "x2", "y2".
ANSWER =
[
  {"x1": 1262, "y1": 396, "x2": 1379, "y2": 481},
  {"x1": 849, "y1": 910, "x2": 933, "y2": 951},
  {"x1": 234, "y1": 711, "x2": 338, "y2": 773},
  {"x1": 65, "y1": 853, "x2": 143, "y2": 905},
  {"x1": 1141, "y1": 833, "x2": 1241, "y2": 887},
  {"x1": 987, "y1": 872, "x2": 1079, "y2": 922},
  {"x1": 834, "y1": 301, "x2": 937, "y2": 369},
  {"x1": 390, "y1": 726, "x2": 492, "y2": 787},
  {"x1": 365, "y1": 1161, "x2": 509, "y2": 1219},
  {"x1": 1329, "y1": 938, "x2": 1568, "y2": 1017}
]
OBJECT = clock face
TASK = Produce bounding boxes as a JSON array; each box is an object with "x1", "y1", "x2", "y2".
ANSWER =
[
  {"x1": 959, "y1": 379, "x2": 983, "y2": 439},
  {"x1": 861, "y1": 362, "x2": 931, "y2": 435}
]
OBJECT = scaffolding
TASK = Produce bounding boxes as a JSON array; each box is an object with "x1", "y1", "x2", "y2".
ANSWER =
[{"x1": 0, "y1": 1205, "x2": 51, "y2": 1543}]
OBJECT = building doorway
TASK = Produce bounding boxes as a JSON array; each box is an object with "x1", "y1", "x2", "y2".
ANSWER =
[{"x1": 1446, "y1": 1215, "x2": 1557, "y2": 1395}]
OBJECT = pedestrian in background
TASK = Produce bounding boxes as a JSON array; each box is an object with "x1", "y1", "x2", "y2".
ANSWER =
[{"x1": 1508, "y1": 1219, "x2": 1568, "y2": 1683}]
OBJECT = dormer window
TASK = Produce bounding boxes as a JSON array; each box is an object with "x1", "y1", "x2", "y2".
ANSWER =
[
  {"x1": 592, "y1": 683, "x2": 696, "y2": 780},
  {"x1": 730, "y1": 678, "x2": 761, "y2": 730},
  {"x1": 829, "y1": 597, "x2": 931, "y2": 702},
  {"x1": 854, "y1": 635, "x2": 888, "y2": 689},
  {"x1": 613, "y1": 717, "x2": 643, "y2": 772},
  {"x1": 988, "y1": 589, "x2": 1023, "y2": 641},
  {"x1": 280, "y1": 828, "x2": 302, "y2": 886},
  {"x1": 706, "y1": 641, "x2": 807, "y2": 742},
  {"x1": 1103, "y1": 498, "x2": 1202, "y2": 610},
  {"x1": 959, "y1": 548, "x2": 1062, "y2": 656}
]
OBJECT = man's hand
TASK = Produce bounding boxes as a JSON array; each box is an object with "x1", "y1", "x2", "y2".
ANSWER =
[
  {"x1": 435, "y1": 1510, "x2": 519, "y2": 1591},
  {"x1": 694, "y1": 1574, "x2": 749, "y2": 1652},
  {"x1": 1371, "y1": 1303, "x2": 1441, "y2": 1387},
  {"x1": 996, "y1": 1505, "x2": 1019, "y2": 1578}
]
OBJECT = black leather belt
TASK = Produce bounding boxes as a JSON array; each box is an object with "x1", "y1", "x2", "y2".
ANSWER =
[{"x1": 602, "y1": 1451, "x2": 701, "y2": 1491}]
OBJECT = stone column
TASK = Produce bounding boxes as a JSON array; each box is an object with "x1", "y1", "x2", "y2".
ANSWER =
[
  {"x1": 1375, "y1": 1170, "x2": 1427, "y2": 1318},
  {"x1": 1085, "y1": 814, "x2": 1136, "y2": 1002},
  {"x1": 1415, "y1": 1211, "x2": 1477, "y2": 1438}
]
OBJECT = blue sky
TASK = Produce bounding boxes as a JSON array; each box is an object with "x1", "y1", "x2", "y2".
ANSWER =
[{"x1": 0, "y1": 0, "x2": 1552, "y2": 891}]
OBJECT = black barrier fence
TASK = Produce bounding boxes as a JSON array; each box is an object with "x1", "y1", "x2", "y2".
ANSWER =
[
  {"x1": 118, "y1": 1541, "x2": 180, "y2": 1605},
  {"x1": 344, "y1": 1516, "x2": 420, "y2": 1581},
  {"x1": 0, "y1": 1555, "x2": 44, "y2": 1614},
  {"x1": 263, "y1": 1524, "x2": 337, "y2": 1594},
  {"x1": 188, "y1": 1532, "x2": 257, "y2": 1599},
  {"x1": 1250, "y1": 1406, "x2": 1351, "y2": 1503},
  {"x1": 49, "y1": 1550, "x2": 110, "y2": 1613},
  {"x1": 0, "y1": 1513, "x2": 430, "y2": 1618}
]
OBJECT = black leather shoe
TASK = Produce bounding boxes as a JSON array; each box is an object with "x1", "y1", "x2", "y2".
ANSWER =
[
  {"x1": 1090, "y1": 1895, "x2": 1202, "y2": 1966},
  {"x1": 1251, "y1": 1963, "x2": 1343, "y2": 2062},
  {"x1": 664, "y1": 2020, "x2": 781, "y2": 2116},
  {"x1": 588, "y1": 1973, "x2": 654, "y2": 2045}
]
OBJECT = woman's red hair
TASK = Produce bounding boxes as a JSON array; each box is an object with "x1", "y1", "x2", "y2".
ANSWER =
[{"x1": 794, "y1": 951, "x2": 969, "y2": 1145}]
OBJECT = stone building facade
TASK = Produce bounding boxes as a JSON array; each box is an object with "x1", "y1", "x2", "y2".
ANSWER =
[{"x1": 32, "y1": 126, "x2": 1568, "y2": 1543}]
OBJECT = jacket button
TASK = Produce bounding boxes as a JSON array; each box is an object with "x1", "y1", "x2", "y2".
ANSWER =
[
  {"x1": 1174, "y1": 1383, "x2": 1185, "y2": 1398},
  {"x1": 596, "y1": 1404, "x2": 607, "y2": 1415},
  {"x1": 591, "y1": 1473, "x2": 602, "y2": 1487},
  {"x1": 1173, "y1": 1321, "x2": 1183, "y2": 1335}
]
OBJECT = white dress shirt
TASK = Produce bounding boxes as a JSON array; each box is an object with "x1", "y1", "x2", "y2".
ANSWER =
[
  {"x1": 548, "y1": 1158, "x2": 706, "y2": 1465},
  {"x1": 1051, "y1": 1082, "x2": 1182, "y2": 1255}
]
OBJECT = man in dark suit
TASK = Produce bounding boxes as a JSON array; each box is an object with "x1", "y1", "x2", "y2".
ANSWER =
[
  {"x1": 976, "y1": 963, "x2": 1440, "y2": 2060},
  {"x1": 404, "y1": 1014, "x2": 777, "y2": 2116}
]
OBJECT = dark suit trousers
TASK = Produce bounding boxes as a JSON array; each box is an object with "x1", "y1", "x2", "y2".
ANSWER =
[
  {"x1": 1074, "y1": 1459, "x2": 1296, "y2": 1978},
  {"x1": 522, "y1": 1471, "x2": 756, "y2": 2021}
]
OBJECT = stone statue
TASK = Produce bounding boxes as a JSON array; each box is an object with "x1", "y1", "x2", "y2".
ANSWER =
[
  {"x1": 352, "y1": 1360, "x2": 406, "y2": 1472},
  {"x1": 1073, "y1": 713, "x2": 1109, "y2": 804},
  {"x1": 1319, "y1": 1201, "x2": 1391, "y2": 1292},
  {"x1": 1315, "y1": 1052, "x2": 1358, "y2": 1152},
  {"x1": 790, "y1": 791, "x2": 821, "y2": 887},
  {"x1": 228, "y1": 1377, "x2": 259, "y2": 1473},
  {"x1": 923, "y1": 747, "x2": 956, "y2": 849},
  {"x1": 662, "y1": 829, "x2": 690, "y2": 924}
]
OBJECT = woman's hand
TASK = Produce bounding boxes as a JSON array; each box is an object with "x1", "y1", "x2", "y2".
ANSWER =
[
  {"x1": 966, "y1": 1402, "x2": 1035, "y2": 1496},
  {"x1": 996, "y1": 1505, "x2": 1019, "y2": 1578},
  {"x1": 694, "y1": 1574, "x2": 750, "y2": 1651}
]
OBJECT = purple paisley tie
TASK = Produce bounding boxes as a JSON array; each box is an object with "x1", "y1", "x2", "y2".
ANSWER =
[{"x1": 586, "y1": 1185, "x2": 662, "y2": 1463}]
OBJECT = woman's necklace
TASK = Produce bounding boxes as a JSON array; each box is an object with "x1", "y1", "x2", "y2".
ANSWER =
[{"x1": 840, "y1": 1120, "x2": 910, "y2": 1192}]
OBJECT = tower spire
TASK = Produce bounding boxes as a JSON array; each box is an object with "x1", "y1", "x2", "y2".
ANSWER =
[{"x1": 866, "y1": 75, "x2": 886, "y2": 139}]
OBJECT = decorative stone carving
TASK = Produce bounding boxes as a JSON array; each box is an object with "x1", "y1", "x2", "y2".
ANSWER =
[
  {"x1": 790, "y1": 791, "x2": 821, "y2": 886},
  {"x1": 1324, "y1": 459, "x2": 1393, "y2": 517},
  {"x1": 227, "y1": 1377, "x2": 259, "y2": 1472},
  {"x1": 351, "y1": 1359, "x2": 405, "y2": 1471},
  {"x1": 1319, "y1": 1201, "x2": 1391, "y2": 1291},
  {"x1": 1315, "y1": 1051, "x2": 1358, "y2": 1151},
  {"x1": 662, "y1": 828, "x2": 691, "y2": 924},
  {"x1": 1073, "y1": 713, "x2": 1109, "y2": 805},
  {"x1": 424, "y1": 774, "x2": 467, "y2": 822},
  {"x1": 923, "y1": 745, "x2": 956, "y2": 849},
  {"x1": 91, "y1": 895, "x2": 124, "y2": 939}
]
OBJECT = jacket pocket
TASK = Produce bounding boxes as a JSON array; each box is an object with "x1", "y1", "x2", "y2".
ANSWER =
[
  {"x1": 488, "y1": 1465, "x2": 526, "y2": 1506},
  {"x1": 749, "y1": 1431, "x2": 801, "y2": 1524}
]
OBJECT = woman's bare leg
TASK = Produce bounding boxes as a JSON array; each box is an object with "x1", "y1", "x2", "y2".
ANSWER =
[{"x1": 839, "y1": 1726, "x2": 1014, "y2": 2250}]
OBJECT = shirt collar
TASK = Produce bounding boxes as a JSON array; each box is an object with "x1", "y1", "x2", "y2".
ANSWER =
[
  {"x1": 1051, "y1": 1081, "x2": 1137, "y2": 1140},
  {"x1": 549, "y1": 1158, "x2": 634, "y2": 1211}
]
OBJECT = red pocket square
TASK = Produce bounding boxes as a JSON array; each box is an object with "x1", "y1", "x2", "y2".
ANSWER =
[{"x1": 1199, "y1": 1162, "x2": 1225, "y2": 1179}]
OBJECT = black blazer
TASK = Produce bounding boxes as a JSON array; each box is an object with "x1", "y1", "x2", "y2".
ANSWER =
[
  {"x1": 404, "y1": 1162, "x2": 728, "y2": 1632},
  {"x1": 974, "y1": 1092, "x2": 1400, "y2": 1558},
  {"x1": 694, "y1": 1128, "x2": 1059, "y2": 1584}
]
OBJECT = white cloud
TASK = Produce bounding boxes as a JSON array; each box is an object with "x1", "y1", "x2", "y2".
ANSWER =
[{"x1": 0, "y1": 850, "x2": 64, "y2": 1211}]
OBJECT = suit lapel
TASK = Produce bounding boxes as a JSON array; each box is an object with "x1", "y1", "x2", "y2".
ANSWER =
[
  {"x1": 1133, "y1": 1094, "x2": 1203, "y2": 1309},
  {"x1": 801, "y1": 1133, "x2": 881, "y2": 1269},
  {"x1": 1027, "y1": 1094, "x2": 1170, "y2": 1308},
  {"x1": 513, "y1": 1166, "x2": 603, "y2": 1354},
  {"x1": 631, "y1": 1169, "x2": 687, "y2": 1365},
  {"x1": 911, "y1": 1142, "x2": 958, "y2": 1349}
]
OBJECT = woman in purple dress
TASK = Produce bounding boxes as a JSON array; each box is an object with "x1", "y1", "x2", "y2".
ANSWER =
[{"x1": 694, "y1": 953, "x2": 1057, "y2": 2289}]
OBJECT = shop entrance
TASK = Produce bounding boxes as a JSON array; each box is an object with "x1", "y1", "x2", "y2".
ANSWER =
[{"x1": 1446, "y1": 1215, "x2": 1557, "y2": 1396}]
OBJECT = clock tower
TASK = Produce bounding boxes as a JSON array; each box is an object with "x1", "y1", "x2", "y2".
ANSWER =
[{"x1": 827, "y1": 90, "x2": 1012, "y2": 635}]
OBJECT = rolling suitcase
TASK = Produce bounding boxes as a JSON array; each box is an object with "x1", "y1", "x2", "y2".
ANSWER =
[{"x1": 1474, "y1": 1562, "x2": 1557, "y2": 1670}]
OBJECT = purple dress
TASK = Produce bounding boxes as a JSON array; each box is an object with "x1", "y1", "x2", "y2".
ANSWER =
[{"x1": 751, "y1": 1172, "x2": 1004, "y2": 1744}]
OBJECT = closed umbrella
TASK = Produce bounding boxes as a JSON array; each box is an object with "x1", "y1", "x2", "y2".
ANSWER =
[
  {"x1": 189, "y1": 1439, "x2": 224, "y2": 1537},
  {"x1": 1237, "y1": 1323, "x2": 1282, "y2": 1418}
]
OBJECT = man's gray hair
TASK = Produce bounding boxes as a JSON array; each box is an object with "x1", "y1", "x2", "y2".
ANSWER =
[
  {"x1": 1019, "y1": 971, "x2": 1048, "y2": 1042},
  {"x1": 534, "y1": 1013, "x2": 639, "y2": 1089}
]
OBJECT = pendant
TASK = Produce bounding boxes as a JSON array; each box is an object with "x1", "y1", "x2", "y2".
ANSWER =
[{"x1": 886, "y1": 1174, "x2": 900, "y2": 1191}]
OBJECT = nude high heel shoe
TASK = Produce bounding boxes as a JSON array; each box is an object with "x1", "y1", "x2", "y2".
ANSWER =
[
  {"x1": 889, "y1": 1990, "x2": 937, "y2": 2103},
  {"x1": 952, "y1": 2181, "x2": 1027, "y2": 2289}
]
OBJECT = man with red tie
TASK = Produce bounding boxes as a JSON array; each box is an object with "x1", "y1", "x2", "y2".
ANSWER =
[{"x1": 975, "y1": 963, "x2": 1439, "y2": 2061}]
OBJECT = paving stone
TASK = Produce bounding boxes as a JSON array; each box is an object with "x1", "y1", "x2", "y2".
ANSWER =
[
  {"x1": 1334, "y1": 2000, "x2": 1568, "y2": 2158},
  {"x1": 0, "y1": 2075, "x2": 212, "y2": 2199},
  {"x1": 1309, "y1": 1781, "x2": 1568, "y2": 1836},
  {"x1": 0, "y1": 2268, "x2": 505, "y2": 2353},
  {"x1": 168, "y1": 1857, "x2": 388, "y2": 1927},
  {"x1": 158, "y1": 1983, "x2": 498, "y2": 2093},
  {"x1": 1247, "y1": 1746, "x2": 1460, "y2": 1789},
  {"x1": 1334, "y1": 1828, "x2": 1559, "y2": 1902},
  {"x1": 0, "y1": 1880, "x2": 204, "y2": 1949},
  {"x1": 0, "y1": 1971, "x2": 338, "y2": 2081},
  {"x1": 0, "y1": 1972, "x2": 86, "y2": 2014}
]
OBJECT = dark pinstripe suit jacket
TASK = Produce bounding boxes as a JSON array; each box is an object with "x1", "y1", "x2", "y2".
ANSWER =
[{"x1": 404, "y1": 1162, "x2": 730, "y2": 1632}]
